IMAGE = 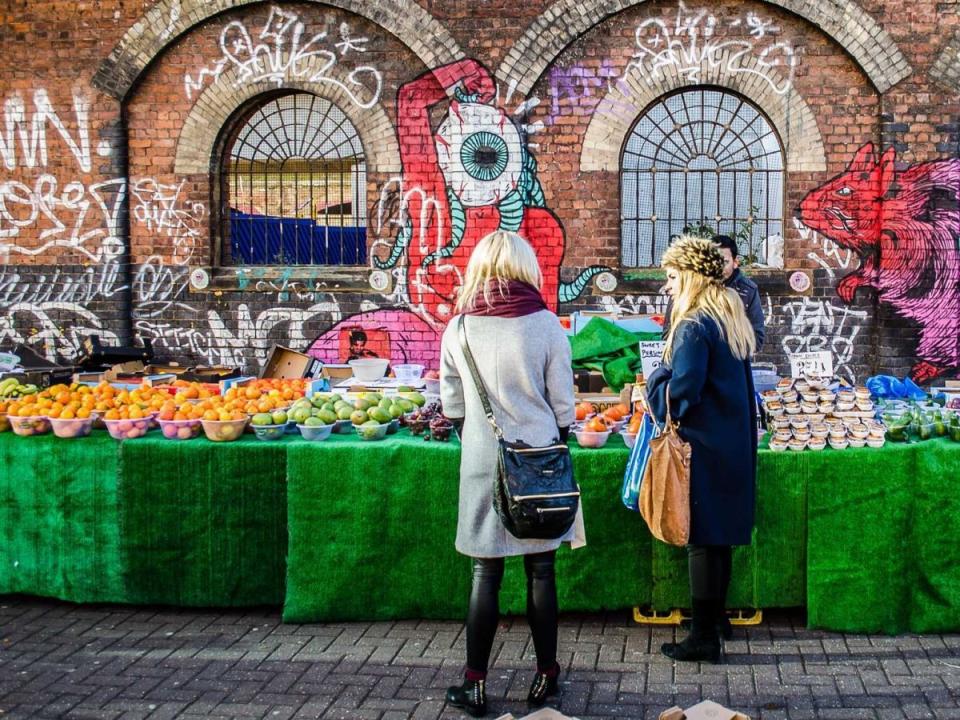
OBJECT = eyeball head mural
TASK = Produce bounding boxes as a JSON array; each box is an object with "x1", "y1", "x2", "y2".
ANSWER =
[
  {"x1": 308, "y1": 59, "x2": 606, "y2": 367},
  {"x1": 799, "y1": 143, "x2": 960, "y2": 383}
]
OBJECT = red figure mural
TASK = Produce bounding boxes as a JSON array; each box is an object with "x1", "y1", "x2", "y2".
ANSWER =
[
  {"x1": 799, "y1": 143, "x2": 960, "y2": 382},
  {"x1": 379, "y1": 58, "x2": 566, "y2": 326}
]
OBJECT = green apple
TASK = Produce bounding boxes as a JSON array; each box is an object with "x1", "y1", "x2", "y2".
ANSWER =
[
  {"x1": 271, "y1": 410, "x2": 288, "y2": 425},
  {"x1": 251, "y1": 413, "x2": 273, "y2": 426}
]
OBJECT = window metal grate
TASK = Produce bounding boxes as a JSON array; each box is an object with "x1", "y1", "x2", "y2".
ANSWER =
[
  {"x1": 620, "y1": 88, "x2": 784, "y2": 267},
  {"x1": 221, "y1": 93, "x2": 367, "y2": 266}
]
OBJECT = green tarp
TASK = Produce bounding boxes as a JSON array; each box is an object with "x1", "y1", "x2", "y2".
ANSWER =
[
  {"x1": 2, "y1": 429, "x2": 959, "y2": 634},
  {"x1": 118, "y1": 434, "x2": 288, "y2": 606},
  {"x1": 0, "y1": 432, "x2": 124, "y2": 601}
]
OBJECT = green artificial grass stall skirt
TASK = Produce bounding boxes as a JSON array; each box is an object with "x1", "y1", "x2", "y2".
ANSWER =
[
  {"x1": 118, "y1": 434, "x2": 288, "y2": 606},
  {"x1": 284, "y1": 433, "x2": 649, "y2": 623},
  {"x1": 0, "y1": 431, "x2": 124, "y2": 601}
]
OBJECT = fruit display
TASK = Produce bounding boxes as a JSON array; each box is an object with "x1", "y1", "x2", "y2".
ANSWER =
[
  {"x1": 297, "y1": 422, "x2": 333, "y2": 441},
  {"x1": 50, "y1": 417, "x2": 94, "y2": 439},
  {"x1": 403, "y1": 400, "x2": 455, "y2": 441},
  {"x1": 883, "y1": 404, "x2": 955, "y2": 443},
  {"x1": 104, "y1": 416, "x2": 153, "y2": 440},
  {"x1": 575, "y1": 429, "x2": 611, "y2": 448},
  {"x1": 158, "y1": 418, "x2": 203, "y2": 441},
  {"x1": 0, "y1": 378, "x2": 39, "y2": 399},
  {"x1": 763, "y1": 378, "x2": 885, "y2": 451},
  {"x1": 10, "y1": 415, "x2": 51, "y2": 437},
  {"x1": 356, "y1": 421, "x2": 389, "y2": 441},
  {"x1": 201, "y1": 417, "x2": 248, "y2": 442}
]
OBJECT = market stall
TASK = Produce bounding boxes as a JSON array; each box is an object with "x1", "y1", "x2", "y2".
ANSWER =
[{"x1": 4, "y1": 427, "x2": 958, "y2": 633}]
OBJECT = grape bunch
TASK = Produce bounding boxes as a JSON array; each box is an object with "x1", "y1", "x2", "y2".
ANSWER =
[{"x1": 405, "y1": 400, "x2": 454, "y2": 441}]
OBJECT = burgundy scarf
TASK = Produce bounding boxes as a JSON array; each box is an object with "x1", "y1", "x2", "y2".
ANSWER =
[{"x1": 462, "y1": 280, "x2": 548, "y2": 318}]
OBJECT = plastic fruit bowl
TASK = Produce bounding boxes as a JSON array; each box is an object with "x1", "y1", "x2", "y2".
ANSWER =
[
  {"x1": 50, "y1": 416, "x2": 94, "y2": 439},
  {"x1": 356, "y1": 422, "x2": 389, "y2": 441},
  {"x1": 620, "y1": 430, "x2": 638, "y2": 449},
  {"x1": 104, "y1": 416, "x2": 152, "y2": 440},
  {"x1": 424, "y1": 377, "x2": 441, "y2": 394},
  {"x1": 158, "y1": 418, "x2": 202, "y2": 440},
  {"x1": 11, "y1": 415, "x2": 51, "y2": 437},
  {"x1": 201, "y1": 417, "x2": 248, "y2": 442},
  {"x1": 297, "y1": 422, "x2": 333, "y2": 441},
  {"x1": 252, "y1": 424, "x2": 287, "y2": 441},
  {"x1": 393, "y1": 363, "x2": 424, "y2": 382},
  {"x1": 575, "y1": 429, "x2": 611, "y2": 448},
  {"x1": 333, "y1": 419, "x2": 354, "y2": 434},
  {"x1": 348, "y1": 358, "x2": 389, "y2": 382}
]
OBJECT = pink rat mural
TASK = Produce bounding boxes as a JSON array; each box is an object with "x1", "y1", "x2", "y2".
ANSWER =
[{"x1": 799, "y1": 143, "x2": 960, "y2": 383}]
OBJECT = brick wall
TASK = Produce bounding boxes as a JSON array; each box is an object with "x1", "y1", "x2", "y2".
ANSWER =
[{"x1": 1, "y1": 0, "x2": 957, "y2": 383}]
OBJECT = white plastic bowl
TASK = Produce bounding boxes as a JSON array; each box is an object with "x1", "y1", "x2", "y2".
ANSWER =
[
  {"x1": 201, "y1": 417, "x2": 248, "y2": 442},
  {"x1": 424, "y1": 377, "x2": 441, "y2": 394},
  {"x1": 104, "y1": 416, "x2": 153, "y2": 440},
  {"x1": 50, "y1": 416, "x2": 94, "y2": 439},
  {"x1": 158, "y1": 418, "x2": 202, "y2": 441},
  {"x1": 252, "y1": 424, "x2": 287, "y2": 441},
  {"x1": 297, "y1": 423, "x2": 333, "y2": 441},
  {"x1": 356, "y1": 423, "x2": 389, "y2": 441},
  {"x1": 620, "y1": 430, "x2": 638, "y2": 449},
  {"x1": 349, "y1": 358, "x2": 389, "y2": 382},
  {"x1": 393, "y1": 364, "x2": 424, "y2": 382},
  {"x1": 575, "y1": 429, "x2": 611, "y2": 448},
  {"x1": 10, "y1": 415, "x2": 51, "y2": 437}
]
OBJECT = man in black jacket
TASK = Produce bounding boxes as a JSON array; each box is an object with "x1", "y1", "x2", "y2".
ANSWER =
[{"x1": 661, "y1": 234, "x2": 765, "y2": 351}]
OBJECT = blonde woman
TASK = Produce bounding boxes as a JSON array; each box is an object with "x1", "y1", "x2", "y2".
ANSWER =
[
  {"x1": 646, "y1": 236, "x2": 758, "y2": 664},
  {"x1": 440, "y1": 230, "x2": 583, "y2": 716}
]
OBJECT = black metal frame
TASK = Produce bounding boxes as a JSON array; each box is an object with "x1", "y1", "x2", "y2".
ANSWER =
[{"x1": 619, "y1": 86, "x2": 785, "y2": 267}]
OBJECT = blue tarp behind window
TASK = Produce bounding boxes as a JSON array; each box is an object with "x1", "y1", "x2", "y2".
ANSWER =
[{"x1": 229, "y1": 210, "x2": 367, "y2": 265}]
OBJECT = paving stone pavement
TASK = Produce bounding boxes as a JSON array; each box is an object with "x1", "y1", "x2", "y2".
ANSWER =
[{"x1": 2, "y1": 597, "x2": 960, "y2": 720}]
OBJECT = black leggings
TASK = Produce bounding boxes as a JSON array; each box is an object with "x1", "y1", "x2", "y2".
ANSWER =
[
  {"x1": 687, "y1": 544, "x2": 732, "y2": 603},
  {"x1": 466, "y1": 551, "x2": 558, "y2": 674}
]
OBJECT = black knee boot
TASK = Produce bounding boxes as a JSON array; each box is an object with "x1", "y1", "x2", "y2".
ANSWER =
[{"x1": 661, "y1": 598, "x2": 722, "y2": 663}]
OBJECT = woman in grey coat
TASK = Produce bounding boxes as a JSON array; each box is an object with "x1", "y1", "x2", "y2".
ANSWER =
[{"x1": 440, "y1": 230, "x2": 584, "y2": 717}]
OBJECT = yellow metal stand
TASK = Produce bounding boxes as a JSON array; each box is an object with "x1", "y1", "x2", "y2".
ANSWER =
[{"x1": 633, "y1": 606, "x2": 763, "y2": 626}]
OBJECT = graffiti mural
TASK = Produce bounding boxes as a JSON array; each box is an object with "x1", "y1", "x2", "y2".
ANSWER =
[
  {"x1": 183, "y1": 5, "x2": 382, "y2": 108},
  {"x1": 309, "y1": 59, "x2": 605, "y2": 366},
  {"x1": 799, "y1": 143, "x2": 960, "y2": 382}
]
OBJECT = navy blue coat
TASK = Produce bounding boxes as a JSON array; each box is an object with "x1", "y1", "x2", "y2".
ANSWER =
[{"x1": 646, "y1": 315, "x2": 757, "y2": 546}]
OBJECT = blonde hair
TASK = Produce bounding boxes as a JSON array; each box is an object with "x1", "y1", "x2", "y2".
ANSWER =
[
  {"x1": 662, "y1": 237, "x2": 756, "y2": 363},
  {"x1": 455, "y1": 230, "x2": 543, "y2": 312}
]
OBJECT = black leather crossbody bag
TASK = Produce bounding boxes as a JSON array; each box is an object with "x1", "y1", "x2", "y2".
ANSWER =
[{"x1": 457, "y1": 315, "x2": 579, "y2": 540}]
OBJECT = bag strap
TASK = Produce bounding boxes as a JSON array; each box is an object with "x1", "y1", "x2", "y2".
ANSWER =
[
  {"x1": 457, "y1": 315, "x2": 503, "y2": 439},
  {"x1": 647, "y1": 384, "x2": 676, "y2": 435}
]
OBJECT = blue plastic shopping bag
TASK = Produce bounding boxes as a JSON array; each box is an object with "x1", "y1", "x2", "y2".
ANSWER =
[{"x1": 621, "y1": 412, "x2": 657, "y2": 511}]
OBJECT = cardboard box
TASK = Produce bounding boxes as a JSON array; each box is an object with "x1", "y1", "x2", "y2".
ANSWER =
[
  {"x1": 261, "y1": 345, "x2": 322, "y2": 379},
  {"x1": 320, "y1": 363, "x2": 353, "y2": 382},
  {"x1": 659, "y1": 700, "x2": 751, "y2": 720}
]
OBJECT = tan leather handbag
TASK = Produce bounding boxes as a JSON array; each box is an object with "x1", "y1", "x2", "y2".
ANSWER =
[{"x1": 639, "y1": 387, "x2": 692, "y2": 546}]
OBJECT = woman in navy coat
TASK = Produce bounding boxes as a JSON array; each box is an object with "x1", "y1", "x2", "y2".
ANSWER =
[{"x1": 646, "y1": 236, "x2": 758, "y2": 663}]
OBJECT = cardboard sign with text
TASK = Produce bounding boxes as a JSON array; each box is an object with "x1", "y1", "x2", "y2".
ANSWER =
[
  {"x1": 788, "y1": 350, "x2": 833, "y2": 379},
  {"x1": 639, "y1": 341, "x2": 667, "y2": 380}
]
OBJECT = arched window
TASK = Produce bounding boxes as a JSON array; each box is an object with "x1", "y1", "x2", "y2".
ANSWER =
[
  {"x1": 620, "y1": 88, "x2": 784, "y2": 267},
  {"x1": 220, "y1": 92, "x2": 367, "y2": 266}
]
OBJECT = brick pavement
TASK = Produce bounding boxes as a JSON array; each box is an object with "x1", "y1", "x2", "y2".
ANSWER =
[{"x1": 2, "y1": 598, "x2": 960, "y2": 720}]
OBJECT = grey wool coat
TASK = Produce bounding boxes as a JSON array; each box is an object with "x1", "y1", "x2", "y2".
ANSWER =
[{"x1": 440, "y1": 310, "x2": 585, "y2": 558}]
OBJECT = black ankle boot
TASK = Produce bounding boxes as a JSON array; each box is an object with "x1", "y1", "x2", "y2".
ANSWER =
[
  {"x1": 660, "y1": 634, "x2": 722, "y2": 663},
  {"x1": 446, "y1": 678, "x2": 487, "y2": 717},
  {"x1": 661, "y1": 598, "x2": 722, "y2": 664},
  {"x1": 527, "y1": 663, "x2": 560, "y2": 706}
]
